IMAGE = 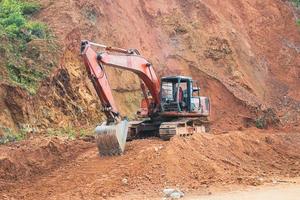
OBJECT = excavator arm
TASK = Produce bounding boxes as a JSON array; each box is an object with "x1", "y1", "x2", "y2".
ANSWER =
[
  {"x1": 80, "y1": 40, "x2": 161, "y2": 156},
  {"x1": 81, "y1": 41, "x2": 120, "y2": 124},
  {"x1": 81, "y1": 40, "x2": 160, "y2": 121},
  {"x1": 98, "y1": 52, "x2": 161, "y2": 110}
]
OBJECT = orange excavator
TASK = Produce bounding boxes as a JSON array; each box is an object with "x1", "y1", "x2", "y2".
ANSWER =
[{"x1": 80, "y1": 40, "x2": 210, "y2": 156}]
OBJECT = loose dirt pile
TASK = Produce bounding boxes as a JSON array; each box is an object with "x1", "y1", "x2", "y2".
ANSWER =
[
  {"x1": 163, "y1": 130, "x2": 300, "y2": 187},
  {"x1": 0, "y1": 0, "x2": 299, "y2": 199},
  {"x1": 0, "y1": 137, "x2": 93, "y2": 191},
  {"x1": 1, "y1": 130, "x2": 299, "y2": 199}
]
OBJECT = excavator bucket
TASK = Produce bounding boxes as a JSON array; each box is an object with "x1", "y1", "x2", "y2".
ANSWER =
[{"x1": 95, "y1": 120, "x2": 129, "y2": 156}]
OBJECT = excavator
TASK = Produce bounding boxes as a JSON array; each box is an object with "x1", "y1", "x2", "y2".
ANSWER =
[{"x1": 80, "y1": 40, "x2": 210, "y2": 156}]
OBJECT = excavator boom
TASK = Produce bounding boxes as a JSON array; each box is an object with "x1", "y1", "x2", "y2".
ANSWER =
[
  {"x1": 80, "y1": 40, "x2": 161, "y2": 156},
  {"x1": 98, "y1": 52, "x2": 161, "y2": 110}
]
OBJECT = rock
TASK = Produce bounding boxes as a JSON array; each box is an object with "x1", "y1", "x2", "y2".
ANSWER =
[
  {"x1": 122, "y1": 178, "x2": 128, "y2": 185},
  {"x1": 163, "y1": 188, "x2": 175, "y2": 195},
  {"x1": 163, "y1": 188, "x2": 184, "y2": 199},
  {"x1": 154, "y1": 146, "x2": 163, "y2": 152},
  {"x1": 170, "y1": 192, "x2": 181, "y2": 199},
  {"x1": 258, "y1": 177, "x2": 264, "y2": 182}
]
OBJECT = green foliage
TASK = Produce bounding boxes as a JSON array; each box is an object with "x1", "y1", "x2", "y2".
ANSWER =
[
  {"x1": 79, "y1": 129, "x2": 90, "y2": 137},
  {"x1": 25, "y1": 21, "x2": 47, "y2": 38},
  {"x1": 0, "y1": 0, "x2": 55, "y2": 94},
  {"x1": 255, "y1": 108, "x2": 279, "y2": 129},
  {"x1": 6, "y1": 63, "x2": 46, "y2": 94},
  {"x1": 0, "y1": 0, "x2": 45, "y2": 40},
  {"x1": 47, "y1": 127, "x2": 77, "y2": 140},
  {"x1": 0, "y1": 126, "x2": 27, "y2": 145},
  {"x1": 292, "y1": 0, "x2": 300, "y2": 7},
  {"x1": 290, "y1": 1, "x2": 300, "y2": 25},
  {"x1": 47, "y1": 127, "x2": 92, "y2": 140},
  {"x1": 255, "y1": 117, "x2": 266, "y2": 129},
  {"x1": 22, "y1": 2, "x2": 40, "y2": 15}
]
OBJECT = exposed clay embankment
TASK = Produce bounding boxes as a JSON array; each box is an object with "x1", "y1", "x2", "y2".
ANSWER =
[{"x1": 0, "y1": 0, "x2": 299, "y2": 133}]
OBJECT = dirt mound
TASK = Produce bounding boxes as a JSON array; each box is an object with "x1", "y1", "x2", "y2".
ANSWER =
[
  {"x1": 0, "y1": 137, "x2": 93, "y2": 188},
  {"x1": 119, "y1": 130, "x2": 300, "y2": 193},
  {"x1": 163, "y1": 130, "x2": 300, "y2": 188},
  {"x1": 2, "y1": 130, "x2": 299, "y2": 199}
]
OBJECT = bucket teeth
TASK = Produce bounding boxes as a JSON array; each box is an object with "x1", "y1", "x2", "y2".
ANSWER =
[{"x1": 95, "y1": 120, "x2": 128, "y2": 156}]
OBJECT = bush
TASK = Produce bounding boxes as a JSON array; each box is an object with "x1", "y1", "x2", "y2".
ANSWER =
[
  {"x1": 0, "y1": 0, "x2": 54, "y2": 94},
  {"x1": 0, "y1": 0, "x2": 45, "y2": 40},
  {"x1": 255, "y1": 117, "x2": 266, "y2": 129},
  {"x1": 6, "y1": 63, "x2": 46, "y2": 94},
  {"x1": 0, "y1": 128, "x2": 27, "y2": 145},
  {"x1": 255, "y1": 108, "x2": 280, "y2": 129},
  {"x1": 25, "y1": 21, "x2": 47, "y2": 38},
  {"x1": 22, "y1": 2, "x2": 40, "y2": 15},
  {"x1": 292, "y1": 0, "x2": 300, "y2": 6}
]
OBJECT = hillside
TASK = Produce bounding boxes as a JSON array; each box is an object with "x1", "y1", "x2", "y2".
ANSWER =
[
  {"x1": 0, "y1": 1, "x2": 300, "y2": 199},
  {"x1": 0, "y1": 0, "x2": 299, "y2": 136}
]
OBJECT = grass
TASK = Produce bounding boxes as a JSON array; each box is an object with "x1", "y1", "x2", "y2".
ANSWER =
[
  {"x1": 0, "y1": 0, "x2": 57, "y2": 94},
  {"x1": 0, "y1": 125, "x2": 92, "y2": 145},
  {"x1": 47, "y1": 127, "x2": 92, "y2": 140},
  {"x1": 6, "y1": 63, "x2": 46, "y2": 94},
  {"x1": 0, "y1": 126, "x2": 27, "y2": 144}
]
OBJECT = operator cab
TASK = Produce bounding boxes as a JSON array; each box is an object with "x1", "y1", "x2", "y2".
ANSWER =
[{"x1": 160, "y1": 76, "x2": 210, "y2": 116}]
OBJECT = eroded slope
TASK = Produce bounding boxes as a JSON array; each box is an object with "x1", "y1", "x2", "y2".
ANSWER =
[{"x1": 0, "y1": 0, "x2": 299, "y2": 134}]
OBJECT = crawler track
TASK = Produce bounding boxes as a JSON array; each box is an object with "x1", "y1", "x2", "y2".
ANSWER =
[{"x1": 159, "y1": 117, "x2": 209, "y2": 140}]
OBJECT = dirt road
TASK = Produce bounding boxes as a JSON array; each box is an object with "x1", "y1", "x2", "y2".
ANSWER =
[
  {"x1": 1, "y1": 130, "x2": 300, "y2": 199},
  {"x1": 189, "y1": 183, "x2": 300, "y2": 200}
]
